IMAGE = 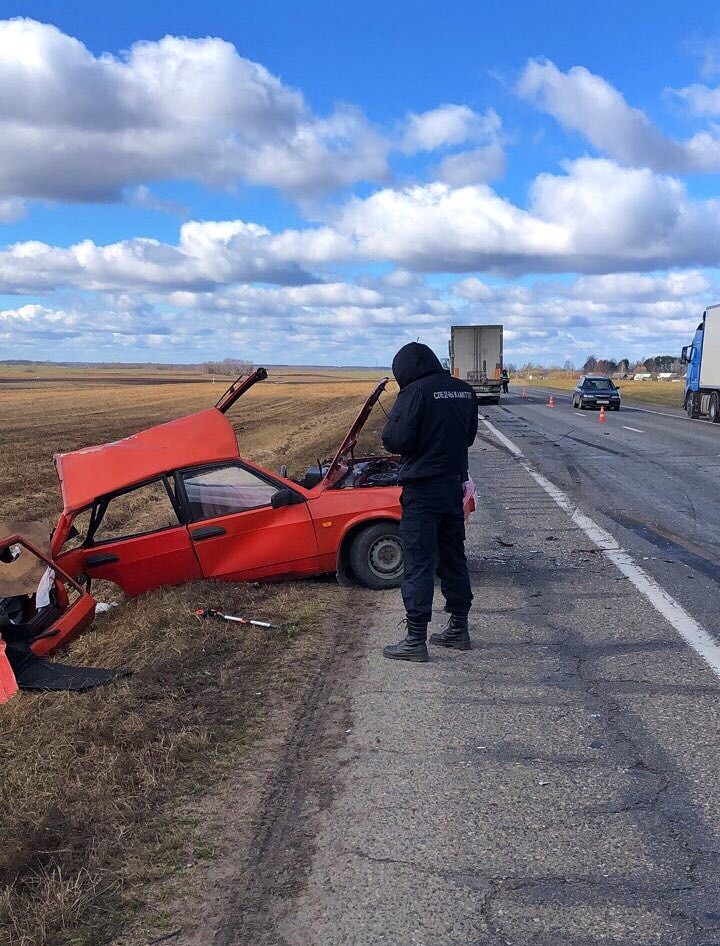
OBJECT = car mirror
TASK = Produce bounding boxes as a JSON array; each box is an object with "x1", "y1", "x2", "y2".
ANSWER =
[{"x1": 271, "y1": 488, "x2": 301, "y2": 509}]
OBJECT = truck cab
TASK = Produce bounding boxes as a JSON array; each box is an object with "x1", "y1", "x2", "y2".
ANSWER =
[{"x1": 681, "y1": 306, "x2": 720, "y2": 421}]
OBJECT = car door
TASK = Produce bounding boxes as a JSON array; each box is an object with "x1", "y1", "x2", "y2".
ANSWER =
[
  {"x1": 0, "y1": 534, "x2": 97, "y2": 662},
  {"x1": 56, "y1": 475, "x2": 203, "y2": 596},
  {"x1": 178, "y1": 462, "x2": 319, "y2": 581}
]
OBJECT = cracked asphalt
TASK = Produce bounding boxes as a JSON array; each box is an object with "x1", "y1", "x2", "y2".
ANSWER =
[{"x1": 266, "y1": 395, "x2": 720, "y2": 946}]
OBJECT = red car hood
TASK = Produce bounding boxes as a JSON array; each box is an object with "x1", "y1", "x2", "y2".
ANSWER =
[{"x1": 323, "y1": 377, "x2": 390, "y2": 486}]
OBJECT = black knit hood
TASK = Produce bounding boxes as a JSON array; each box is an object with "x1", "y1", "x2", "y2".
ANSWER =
[{"x1": 391, "y1": 342, "x2": 444, "y2": 390}]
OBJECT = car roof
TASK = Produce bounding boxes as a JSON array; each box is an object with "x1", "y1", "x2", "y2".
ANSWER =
[
  {"x1": 54, "y1": 409, "x2": 240, "y2": 514},
  {"x1": 582, "y1": 374, "x2": 614, "y2": 380}
]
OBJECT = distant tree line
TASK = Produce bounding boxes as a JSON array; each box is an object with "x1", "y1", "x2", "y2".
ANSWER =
[
  {"x1": 581, "y1": 354, "x2": 682, "y2": 375},
  {"x1": 201, "y1": 358, "x2": 254, "y2": 376},
  {"x1": 514, "y1": 354, "x2": 685, "y2": 377}
]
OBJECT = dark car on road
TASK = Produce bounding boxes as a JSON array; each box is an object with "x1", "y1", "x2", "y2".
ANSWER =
[{"x1": 571, "y1": 374, "x2": 621, "y2": 411}]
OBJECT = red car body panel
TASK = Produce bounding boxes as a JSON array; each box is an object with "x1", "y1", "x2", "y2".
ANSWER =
[
  {"x1": 57, "y1": 524, "x2": 203, "y2": 597},
  {"x1": 187, "y1": 502, "x2": 319, "y2": 582},
  {"x1": 48, "y1": 369, "x2": 475, "y2": 600},
  {"x1": 55, "y1": 409, "x2": 241, "y2": 515}
]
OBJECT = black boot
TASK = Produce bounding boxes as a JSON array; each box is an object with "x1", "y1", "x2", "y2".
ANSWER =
[
  {"x1": 429, "y1": 614, "x2": 471, "y2": 650},
  {"x1": 383, "y1": 619, "x2": 429, "y2": 662}
]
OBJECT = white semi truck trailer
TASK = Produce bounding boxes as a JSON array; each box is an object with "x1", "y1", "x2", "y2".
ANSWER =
[{"x1": 449, "y1": 324, "x2": 504, "y2": 404}]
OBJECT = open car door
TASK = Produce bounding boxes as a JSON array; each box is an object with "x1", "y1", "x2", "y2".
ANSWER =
[
  {"x1": 0, "y1": 534, "x2": 103, "y2": 702},
  {"x1": 321, "y1": 378, "x2": 390, "y2": 488}
]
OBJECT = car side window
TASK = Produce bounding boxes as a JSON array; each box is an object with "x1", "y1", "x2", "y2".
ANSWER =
[
  {"x1": 93, "y1": 478, "x2": 179, "y2": 542},
  {"x1": 182, "y1": 465, "x2": 280, "y2": 520}
]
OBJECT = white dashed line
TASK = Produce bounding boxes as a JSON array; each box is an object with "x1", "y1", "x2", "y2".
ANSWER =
[
  {"x1": 622, "y1": 425, "x2": 644, "y2": 433},
  {"x1": 482, "y1": 417, "x2": 720, "y2": 682}
]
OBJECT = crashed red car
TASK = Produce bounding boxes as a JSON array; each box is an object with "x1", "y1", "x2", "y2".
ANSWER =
[{"x1": 44, "y1": 370, "x2": 473, "y2": 649}]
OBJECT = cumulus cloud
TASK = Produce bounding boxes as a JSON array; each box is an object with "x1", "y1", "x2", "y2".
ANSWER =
[
  {"x1": 518, "y1": 58, "x2": 720, "y2": 173},
  {"x1": 4, "y1": 266, "x2": 712, "y2": 367},
  {"x1": 336, "y1": 159, "x2": 720, "y2": 274},
  {"x1": 0, "y1": 18, "x2": 389, "y2": 201},
  {"x1": 5, "y1": 158, "x2": 720, "y2": 292},
  {"x1": 402, "y1": 105, "x2": 500, "y2": 152}
]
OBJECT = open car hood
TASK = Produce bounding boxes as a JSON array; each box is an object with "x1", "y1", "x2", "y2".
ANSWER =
[
  {"x1": 54, "y1": 367, "x2": 268, "y2": 514},
  {"x1": 323, "y1": 377, "x2": 390, "y2": 487}
]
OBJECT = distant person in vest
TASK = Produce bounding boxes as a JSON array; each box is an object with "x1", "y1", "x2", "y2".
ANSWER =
[
  {"x1": 381, "y1": 342, "x2": 478, "y2": 662},
  {"x1": 501, "y1": 369, "x2": 510, "y2": 394}
]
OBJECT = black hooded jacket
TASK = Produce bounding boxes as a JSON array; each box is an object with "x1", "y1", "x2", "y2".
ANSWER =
[{"x1": 381, "y1": 342, "x2": 478, "y2": 485}]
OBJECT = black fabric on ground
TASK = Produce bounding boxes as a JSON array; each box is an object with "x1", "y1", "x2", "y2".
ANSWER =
[{"x1": 6, "y1": 637, "x2": 131, "y2": 692}]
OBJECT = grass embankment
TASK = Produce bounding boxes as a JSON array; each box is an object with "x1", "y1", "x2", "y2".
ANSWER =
[
  {"x1": 520, "y1": 375, "x2": 686, "y2": 409},
  {"x1": 0, "y1": 368, "x2": 393, "y2": 946}
]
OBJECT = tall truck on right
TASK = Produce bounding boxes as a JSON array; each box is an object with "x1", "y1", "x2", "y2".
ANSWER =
[
  {"x1": 682, "y1": 303, "x2": 720, "y2": 421},
  {"x1": 449, "y1": 324, "x2": 504, "y2": 405}
]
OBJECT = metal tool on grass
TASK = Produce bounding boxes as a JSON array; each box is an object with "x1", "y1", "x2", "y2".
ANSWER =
[{"x1": 196, "y1": 607, "x2": 278, "y2": 628}]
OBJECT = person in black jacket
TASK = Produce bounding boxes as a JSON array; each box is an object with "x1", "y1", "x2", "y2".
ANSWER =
[{"x1": 381, "y1": 342, "x2": 478, "y2": 662}]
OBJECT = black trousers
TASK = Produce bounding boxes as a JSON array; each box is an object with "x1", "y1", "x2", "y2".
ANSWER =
[
  {"x1": 400, "y1": 477, "x2": 473, "y2": 624},
  {"x1": 502, "y1": 380, "x2": 509, "y2": 393}
]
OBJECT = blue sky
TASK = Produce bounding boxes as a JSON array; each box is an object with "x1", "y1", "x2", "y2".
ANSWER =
[{"x1": 2, "y1": 2, "x2": 720, "y2": 365}]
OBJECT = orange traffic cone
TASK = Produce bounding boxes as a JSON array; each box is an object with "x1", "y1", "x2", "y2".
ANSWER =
[
  {"x1": 548, "y1": 395, "x2": 554, "y2": 407},
  {"x1": 599, "y1": 405, "x2": 606, "y2": 423}
]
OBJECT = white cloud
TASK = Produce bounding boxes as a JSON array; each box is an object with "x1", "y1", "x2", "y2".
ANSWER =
[
  {"x1": 436, "y1": 143, "x2": 506, "y2": 184},
  {"x1": 336, "y1": 159, "x2": 720, "y2": 274},
  {"x1": 0, "y1": 198, "x2": 27, "y2": 224},
  {"x1": 4, "y1": 158, "x2": 720, "y2": 292},
  {"x1": 671, "y1": 82, "x2": 720, "y2": 116},
  {"x1": 402, "y1": 105, "x2": 500, "y2": 153},
  {"x1": 518, "y1": 58, "x2": 720, "y2": 173},
  {"x1": 0, "y1": 18, "x2": 389, "y2": 201},
  {"x1": 452, "y1": 277, "x2": 495, "y2": 300}
]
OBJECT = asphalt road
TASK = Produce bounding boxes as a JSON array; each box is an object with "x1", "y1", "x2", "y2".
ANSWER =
[
  {"x1": 494, "y1": 386, "x2": 720, "y2": 635},
  {"x1": 212, "y1": 389, "x2": 720, "y2": 946}
]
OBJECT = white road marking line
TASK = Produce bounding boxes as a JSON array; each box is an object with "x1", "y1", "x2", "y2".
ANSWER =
[
  {"x1": 574, "y1": 411, "x2": 585, "y2": 416},
  {"x1": 622, "y1": 425, "x2": 644, "y2": 433},
  {"x1": 482, "y1": 417, "x2": 720, "y2": 681}
]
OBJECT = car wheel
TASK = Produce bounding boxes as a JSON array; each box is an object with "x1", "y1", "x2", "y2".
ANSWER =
[
  {"x1": 571, "y1": 396, "x2": 577, "y2": 408},
  {"x1": 710, "y1": 392, "x2": 720, "y2": 423},
  {"x1": 349, "y1": 522, "x2": 403, "y2": 590},
  {"x1": 613, "y1": 404, "x2": 620, "y2": 411},
  {"x1": 579, "y1": 399, "x2": 585, "y2": 410}
]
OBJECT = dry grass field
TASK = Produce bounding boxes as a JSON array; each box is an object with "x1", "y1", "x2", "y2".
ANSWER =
[{"x1": 0, "y1": 367, "x2": 394, "y2": 946}]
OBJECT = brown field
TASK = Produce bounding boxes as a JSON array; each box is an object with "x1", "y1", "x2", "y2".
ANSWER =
[
  {"x1": 0, "y1": 368, "x2": 394, "y2": 946},
  {"x1": 520, "y1": 374, "x2": 687, "y2": 408}
]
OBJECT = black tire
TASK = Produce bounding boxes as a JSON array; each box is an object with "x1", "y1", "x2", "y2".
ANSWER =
[
  {"x1": 613, "y1": 404, "x2": 620, "y2": 411},
  {"x1": 710, "y1": 392, "x2": 720, "y2": 423},
  {"x1": 686, "y1": 391, "x2": 700, "y2": 419},
  {"x1": 349, "y1": 522, "x2": 403, "y2": 590},
  {"x1": 571, "y1": 396, "x2": 577, "y2": 408}
]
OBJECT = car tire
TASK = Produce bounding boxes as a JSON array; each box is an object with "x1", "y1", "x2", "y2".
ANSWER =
[
  {"x1": 571, "y1": 396, "x2": 577, "y2": 408},
  {"x1": 349, "y1": 522, "x2": 404, "y2": 590},
  {"x1": 613, "y1": 405, "x2": 620, "y2": 411},
  {"x1": 711, "y1": 392, "x2": 720, "y2": 423}
]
